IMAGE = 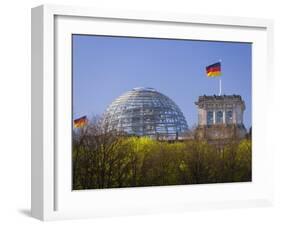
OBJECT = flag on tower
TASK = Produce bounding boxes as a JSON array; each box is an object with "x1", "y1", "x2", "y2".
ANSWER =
[
  {"x1": 74, "y1": 115, "x2": 88, "y2": 128},
  {"x1": 206, "y1": 62, "x2": 221, "y2": 77}
]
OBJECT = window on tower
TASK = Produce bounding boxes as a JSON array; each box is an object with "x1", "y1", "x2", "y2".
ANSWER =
[
  {"x1": 207, "y1": 111, "x2": 213, "y2": 125},
  {"x1": 216, "y1": 111, "x2": 223, "y2": 124},
  {"x1": 226, "y1": 110, "x2": 233, "y2": 124}
]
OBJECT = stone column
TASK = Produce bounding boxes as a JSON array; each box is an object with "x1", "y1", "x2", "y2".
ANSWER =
[{"x1": 233, "y1": 105, "x2": 237, "y2": 124}]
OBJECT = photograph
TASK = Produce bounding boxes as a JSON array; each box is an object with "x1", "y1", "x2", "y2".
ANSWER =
[{"x1": 72, "y1": 34, "x2": 252, "y2": 190}]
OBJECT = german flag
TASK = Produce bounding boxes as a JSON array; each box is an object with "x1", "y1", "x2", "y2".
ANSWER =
[
  {"x1": 74, "y1": 116, "x2": 87, "y2": 128},
  {"x1": 206, "y1": 62, "x2": 221, "y2": 77}
]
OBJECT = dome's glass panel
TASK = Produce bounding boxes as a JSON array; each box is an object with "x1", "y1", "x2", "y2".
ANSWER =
[{"x1": 103, "y1": 87, "x2": 188, "y2": 140}]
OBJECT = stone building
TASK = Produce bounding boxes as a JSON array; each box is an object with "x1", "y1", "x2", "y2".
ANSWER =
[{"x1": 194, "y1": 95, "x2": 247, "y2": 141}]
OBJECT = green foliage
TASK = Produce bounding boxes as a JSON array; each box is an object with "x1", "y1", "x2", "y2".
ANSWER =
[{"x1": 73, "y1": 127, "x2": 252, "y2": 190}]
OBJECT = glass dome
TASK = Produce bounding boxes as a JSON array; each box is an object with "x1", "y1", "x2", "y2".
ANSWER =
[{"x1": 103, "y1": 87, "x2": 188, "y2": 140}]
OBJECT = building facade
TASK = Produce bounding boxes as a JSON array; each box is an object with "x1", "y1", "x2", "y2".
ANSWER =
[{"x1": 195, "y1": 95, "x2": 247, "y2": 141}]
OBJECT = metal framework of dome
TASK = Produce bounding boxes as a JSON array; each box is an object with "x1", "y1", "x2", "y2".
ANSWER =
[{"x1": 103, "y1": 87, "x2": 188, "y2": 140}]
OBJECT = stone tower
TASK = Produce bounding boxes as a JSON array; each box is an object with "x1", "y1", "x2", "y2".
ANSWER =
[{"x1": 194, "y1": 95, "x2": 247, "y2": 141}]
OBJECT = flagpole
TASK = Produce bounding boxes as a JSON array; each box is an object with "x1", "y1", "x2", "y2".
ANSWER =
[
  {"x1": 219, "y1": 78, "x2": 222, "y2": 96},
  {"x1": 219, "y1": 59, "x2": 222, "y2": 96}
]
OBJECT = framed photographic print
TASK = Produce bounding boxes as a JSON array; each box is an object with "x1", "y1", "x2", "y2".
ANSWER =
[{"x1": 31, "y1": 4, "x2": 274, "y2": 221}]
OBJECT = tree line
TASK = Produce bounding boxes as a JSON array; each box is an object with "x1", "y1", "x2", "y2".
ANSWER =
[{"x1": 72, "y1": 120, "x2": 251, "y2": 190}]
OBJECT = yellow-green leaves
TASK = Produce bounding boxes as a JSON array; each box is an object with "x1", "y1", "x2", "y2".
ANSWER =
[{"x1": 73, "y1": 132, "x2": 252, "y2": 190}]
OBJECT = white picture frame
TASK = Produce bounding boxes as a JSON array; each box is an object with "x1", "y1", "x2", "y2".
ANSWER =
[{"x1": 31, "y1": 4, "x2": 274, "y2": 221}]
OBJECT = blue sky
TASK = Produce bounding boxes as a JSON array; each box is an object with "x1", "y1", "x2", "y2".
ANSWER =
[{"x1": 73, "y1": 35, "x2": 252, "y2": 129}]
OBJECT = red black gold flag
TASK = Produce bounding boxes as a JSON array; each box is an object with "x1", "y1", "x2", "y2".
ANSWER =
[
  {"x1": 74, "y1": 116, "x2": 87, "y2": 128},
  {"x1": 206, "y1": 62, "x2": 222, "y2": 77}
]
